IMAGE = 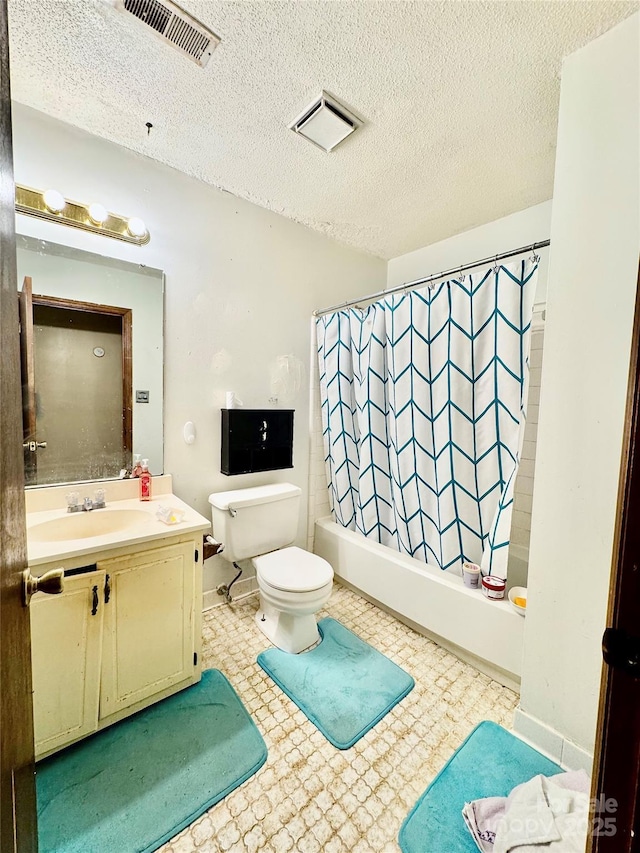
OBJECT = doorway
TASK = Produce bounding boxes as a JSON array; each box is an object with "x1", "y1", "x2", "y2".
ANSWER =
[{"x1": 20, "y1": 285, "x2": 132, "y2": 485}]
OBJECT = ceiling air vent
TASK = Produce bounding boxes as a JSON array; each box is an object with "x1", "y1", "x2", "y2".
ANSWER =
[
  {"x1": 117, "y1": 0, "x2": 220, "y2": 68},
  {"x1": 289, "y1": 92, "x2": 362, "y2": 153}
]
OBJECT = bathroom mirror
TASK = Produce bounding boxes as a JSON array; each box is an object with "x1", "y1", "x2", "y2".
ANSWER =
[{"x1": 17, "y1": 235, "x2": 164, "y2": 487}]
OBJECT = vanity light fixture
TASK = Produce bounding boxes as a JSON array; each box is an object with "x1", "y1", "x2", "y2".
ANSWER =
[
  {"x1": 43, "y1": 189, "x2": 66, "y2": 213},
  {"x1": 88, "y1": 202, "x2": 109, "y2": 225},
  {"x1": 126, "y1": 217, "x2": 147, "y2": 239},
  {"x1": 15, "y1": 185, "x2": 150, "y2": 245}
]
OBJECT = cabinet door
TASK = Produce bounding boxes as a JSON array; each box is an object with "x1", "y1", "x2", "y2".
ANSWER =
[
  {"x1": 99, "y1": 541, "x2": 195, "y2": 719},
  {"x1": 31, "y1": 571, "x2": 105, "y2": 758}
]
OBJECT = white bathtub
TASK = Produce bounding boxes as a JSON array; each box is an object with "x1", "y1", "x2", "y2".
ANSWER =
[{"x1": 313, "y1": 517, "x2": 525, "y2": 685}]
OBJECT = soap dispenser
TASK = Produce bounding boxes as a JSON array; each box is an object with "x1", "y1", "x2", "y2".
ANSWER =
[
  {"x1": 139, "y1": 459, "x2": 152, "y2": 501},
  {"x1": 131, "y1": 454, "x2": 142, "y2": 478}
]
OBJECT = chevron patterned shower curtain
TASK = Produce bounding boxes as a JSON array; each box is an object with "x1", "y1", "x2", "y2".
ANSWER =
[{"x1": 316, "y1": 259, "x2": 538, "y2": 578}]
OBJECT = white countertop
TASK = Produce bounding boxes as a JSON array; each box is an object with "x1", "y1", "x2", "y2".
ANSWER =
[{"x1": 27, "y1": 494, "x2": 211, "y2": 567}]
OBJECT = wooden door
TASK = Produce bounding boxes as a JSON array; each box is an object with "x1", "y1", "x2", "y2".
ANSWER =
[
  {"x1": 31, "y1": 570, "x2": 105, "y2": 758},
  {"x1": 590, "y1": 264, "x2": 640, "y2": 852},
  {"x1": 18, "y1": 275, "x2": 37, "y2": 484},
  {"x1": 0, "y1": 1, "x2": 38, "y2": 849},
  {"x1": 99, "y1": 541, "x2": 195, "y2": 720}
]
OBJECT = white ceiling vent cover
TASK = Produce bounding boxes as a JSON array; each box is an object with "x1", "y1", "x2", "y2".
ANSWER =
[
  {"x1": 116, "y1": 0, "x2": 220, "y2": 68},
  {"x1": 289, "y1": 92, "x2": 361, "y2": 153}
]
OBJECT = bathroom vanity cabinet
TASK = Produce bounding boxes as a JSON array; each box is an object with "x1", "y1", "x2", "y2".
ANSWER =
[{"x1": 30, "y1": 533, "x2": 203, "y2": 759}]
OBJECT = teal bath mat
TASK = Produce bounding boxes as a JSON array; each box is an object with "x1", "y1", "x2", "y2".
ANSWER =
[
  {"x1": 36, "y1": 669, "x2": 267, "y2": 853},
  {"x1": 257, "y1": 617, "x2": 414, "y2": 749},
  {"x1": 398, "y1": 720, "x2": 562, "y2": 853}
]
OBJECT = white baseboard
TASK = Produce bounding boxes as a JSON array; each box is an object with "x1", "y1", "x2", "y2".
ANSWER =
[{"x1": 513, "y1": 708, "x2": 594, "y2": 773}]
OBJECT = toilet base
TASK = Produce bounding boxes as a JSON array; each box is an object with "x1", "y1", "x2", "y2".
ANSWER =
[{"x1": 255, "y1": 598, "x2": 320, "y2": 654}]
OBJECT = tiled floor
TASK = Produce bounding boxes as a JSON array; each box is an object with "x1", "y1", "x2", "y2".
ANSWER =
[{"x1": 160, "y1": 583, "x2": 518, "y2": 853}]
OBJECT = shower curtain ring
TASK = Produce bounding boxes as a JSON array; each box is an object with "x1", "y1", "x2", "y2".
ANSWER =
[
  {"x1": 459, "y1": 264, "x2": 465, "y2": 282},
  {"x1": 493, "y1": 254, "x2": 499, "y2": 273},
  {"x1": 530, "y1": 243, "x2": 540, "y2": 263}
]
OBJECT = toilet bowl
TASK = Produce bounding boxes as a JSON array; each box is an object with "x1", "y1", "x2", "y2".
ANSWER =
[
  {"x1": 208, "y1": 483, "x2": 334, "y2": 654},
  {"x1": 253, "y1": 546, "x2": 333, "y2": 653}
]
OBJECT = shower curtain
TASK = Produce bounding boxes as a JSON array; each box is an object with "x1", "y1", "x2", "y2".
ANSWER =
[{"x1": 316, "y1": 258, "x2": 538, "y2": 578}]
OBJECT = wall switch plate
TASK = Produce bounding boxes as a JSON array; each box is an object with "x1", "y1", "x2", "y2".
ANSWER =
[{"x1": 136, "y1": 390, "x2": 150, "y2": 403}]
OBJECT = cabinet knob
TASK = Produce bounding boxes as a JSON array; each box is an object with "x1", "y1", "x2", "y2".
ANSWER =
[{"x1": 22, "y1": 567, "x2": 64, "y2": 607}]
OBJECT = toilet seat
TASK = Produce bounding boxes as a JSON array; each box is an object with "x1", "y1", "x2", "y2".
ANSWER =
[{"x1": 254, "y1": 546, "x2": 333, "y2": 593}]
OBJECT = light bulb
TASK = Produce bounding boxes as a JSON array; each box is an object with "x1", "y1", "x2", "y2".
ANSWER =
[
  {"x1": 88, "y1": 202, "x2": 108, "y2": 225},
  {"x1": 127, "y1": 217, "x2": 147, "y2": 238},
  {"x1": 43, "y1": 189, "x2": 65, "y2": 213}
]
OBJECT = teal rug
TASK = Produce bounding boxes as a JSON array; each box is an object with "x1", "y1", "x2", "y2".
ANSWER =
[
  {"x1": 36, "y1": 669, "x2": 267, "y2": 853},
  {"x1": 257, "y1": 617, "x2": 414, "y2": 749},
  {"x1": 398, "y1": 720, "x2": 562, "y2": 853}
]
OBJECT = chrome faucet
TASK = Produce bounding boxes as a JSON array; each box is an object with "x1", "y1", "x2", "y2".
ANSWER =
[{"x1": 66, "y1": 490, "x2": 106, "y2": 513}]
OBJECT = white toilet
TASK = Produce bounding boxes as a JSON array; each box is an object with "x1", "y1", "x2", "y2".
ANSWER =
[{"x1": 208, "y1": 483, "x2": 333, "y2": 654}]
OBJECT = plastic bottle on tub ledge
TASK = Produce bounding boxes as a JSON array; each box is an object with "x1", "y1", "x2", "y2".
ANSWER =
[{"x1": 139, "y1": 459, "x2": 152, "y2": 502}]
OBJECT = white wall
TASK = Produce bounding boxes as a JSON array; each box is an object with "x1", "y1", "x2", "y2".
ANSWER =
[
  {"x1": 307, "y1": 320, "x2": 333, "y2": 550},
  {"x1": 518, "y1": 13, "x2": 640, "y2": 758},
  {"x1": 386, "y1": 201, "x2": 552, "y2": 303},
  {"x1": 12, "y1": 104, "x2": 386, "y2": 595}
]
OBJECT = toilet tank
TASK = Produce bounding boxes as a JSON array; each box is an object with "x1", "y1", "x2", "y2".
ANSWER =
[{"x1": 208, "y1": 483, "x2": 301, "y2": 562}]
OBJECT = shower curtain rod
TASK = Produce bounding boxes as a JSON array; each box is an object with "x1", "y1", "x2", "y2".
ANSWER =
[{"x1": 312, "y1": 239, "x2": 551, "y2": 317}]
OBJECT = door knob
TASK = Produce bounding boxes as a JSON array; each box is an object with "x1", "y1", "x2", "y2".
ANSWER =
[
  {"x1": 22, "y1": 441, "x2": 47, "y2": 452},
  {"x1": 602, "y1": 627, "x2": 640, "y2": 679},
  {"x1": 22, "y1": 567, "x2": 64, "y2": 606}
]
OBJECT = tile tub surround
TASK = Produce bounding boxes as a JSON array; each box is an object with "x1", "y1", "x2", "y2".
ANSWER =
[
  {"x1": 510, "y1": 320, "x2": 545, "y2": 559},
  {"x1": 159, "y1": 583, "x2": 517, "y2": 853}
]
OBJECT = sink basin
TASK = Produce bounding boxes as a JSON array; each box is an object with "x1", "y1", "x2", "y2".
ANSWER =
[{"x1": 28, "y1": 509, "x2": 152, "y2": 543}]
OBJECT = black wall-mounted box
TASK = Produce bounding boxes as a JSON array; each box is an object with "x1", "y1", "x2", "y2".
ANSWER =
[{"x1": 221, "y1": 409, "x2": 294, "y2": 476}]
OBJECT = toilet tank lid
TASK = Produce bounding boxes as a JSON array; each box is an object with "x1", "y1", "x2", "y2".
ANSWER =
[{"x1": 208, "y1": 483, "x2": 301, "y2": 511}]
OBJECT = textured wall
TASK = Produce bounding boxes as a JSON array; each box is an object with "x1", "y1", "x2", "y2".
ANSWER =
[{"x1": 13, "y1": 104, "x2": 386, "y2": 597}]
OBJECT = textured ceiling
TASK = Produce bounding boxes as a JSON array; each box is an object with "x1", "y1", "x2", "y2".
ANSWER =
[{"x1": 7, "y1": 0, "x2": 638, "y2": 259}]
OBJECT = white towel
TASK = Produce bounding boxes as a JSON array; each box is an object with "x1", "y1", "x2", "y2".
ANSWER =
[
  {"x1": 494, "y1": 772, "x2": 590, "y2": 852},
  {"x1": 462, "y1": 770, "x2": 590, "y2": 853}
]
